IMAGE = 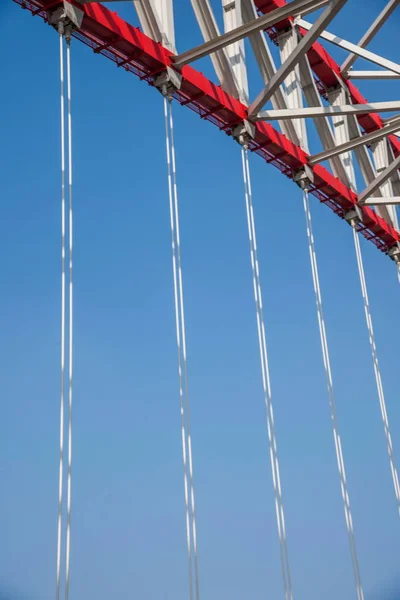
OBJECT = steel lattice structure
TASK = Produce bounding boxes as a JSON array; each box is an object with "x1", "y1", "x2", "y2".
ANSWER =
[{"x1": 14, "y1": 0, "x2": 400, "y2": 257}]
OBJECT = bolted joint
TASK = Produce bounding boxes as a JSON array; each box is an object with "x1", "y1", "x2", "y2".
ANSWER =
[
  {"x1": 344, "y1": 206, "x2": 363, "y2": 227},
  {"x1": 48, "y1": 2, "x2": 83, "y2": 38},
  {"x1": 154, "y1": 68, "x2": 182, "y2": 100},
  {"x1": 293, "y1": 165, "x2": 314, "y2": 190},
  {"x1": 388, "y1": 242, "x2": 400, "y2": 263},
  {"x1": 232, "y1": 120, "x2": 255, "y2": 148}
]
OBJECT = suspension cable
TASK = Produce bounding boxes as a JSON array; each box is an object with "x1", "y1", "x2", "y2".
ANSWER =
[
  {"x1": 169, "y1": 100, "x2": 200, "y2": 600},
  {"x1": 56, "y1": 26, "x2": 66, "y2": 600},
  {"x1": 302, "y1": 189, "x2": 364, "y2": 600},
  {"x1": 351, "y1": 224, "x2": 400, "y2": 516},
  {"x1": 65, "y1": 35, "x2": 74, "y2": 600},
  {"x1": 163, "y1": 95, "x2": 200, "y2": 600},
  {"x1": 241, "y1": 146, "x2": 293, "y2": 600}
]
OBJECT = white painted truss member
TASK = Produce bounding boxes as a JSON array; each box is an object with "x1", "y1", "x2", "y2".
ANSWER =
[
  {"x1": 257, "y1": 101, "x2": 400, "y2": 121},
  {"x1": 222, "y1": 0, "x2": 249, "y2": 104},
  {"x1": 174, "y1": 0, "x2": 330, "y2": 67},
  {"x1": 132, "y1": 0, "x2": 176, "y2": 52},
  {"x1": 327, "y1": 86, "x2": 356, "y2": 192},
  {"x1": 241, "y1": 0, "x2": 301, "y2": 146},
  {"x1": 341, "y1": 0, "x2": 400, "y2": 74},
  {"x1": 248, "y1": 0, "x2": 348, "y2": 117},
  {"x1": 370, "y1": 140, "x2": 399, "y2": 228},
  {"x1": 189, "y1": 0, "x2": 241, "y2": 99},
  {"x1": 347, "y1": 70, "x2": 400, "y2": 80},
  {"x1": 278, "y1": 27, "x2": 308, "y2": 152},
  {"x1": 298, "y1": 17, "x2": 400, "y2": 76},
  {"x1": 358, "y1": 154, "x2": 400, "y2": 204}
]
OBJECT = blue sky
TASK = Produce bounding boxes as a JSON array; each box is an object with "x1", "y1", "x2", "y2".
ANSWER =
[{"x1": 1, "y1": 1, "x2": 400, "y2": 599}]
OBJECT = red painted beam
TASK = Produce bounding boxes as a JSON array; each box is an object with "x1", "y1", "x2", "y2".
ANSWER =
[{"x1": 14, "y1": 0, "x2": 400, "y2": 254}]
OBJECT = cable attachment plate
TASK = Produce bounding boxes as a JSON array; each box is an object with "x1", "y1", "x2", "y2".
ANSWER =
[
  {"x1": 154, "y1": 68, "x2": 182, "y2": 99},
  {"x1": 388, "y1": 242, "x2": 400, "y2": 263},
  {"x1": 293, "y1": 165, "x2": 314, "y2": 190},
  {"x1": 344, "y1": 206, "x2": 364, "y2": 227},
  {"x1": 232, "y1": 120, "x2": 255, "y2": 147},
  {"x1": 48, "y1": 2, "x2": 83, "y2": 38}
]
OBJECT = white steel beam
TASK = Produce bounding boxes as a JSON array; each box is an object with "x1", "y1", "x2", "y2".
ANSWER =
[
  {"x1": 241, "y1": 0, "x2": 301, "y2": 145},
  {"x1": 278, "y1": 28, "x2": 308, "y2": 151},
  {"x1": 328, "y1": 86, "x2": 356, "y2": 191},
  {"x1": 188, "y1": 0, "x2": 240, "y2": 98},
  {"x1": 387, "y1": 146, "x2": 400, "y2": 227},
  {"x1": 346, "y1": 113, "x2": 396, "y2": 225},
  {"x1": 297, "y1": 18, "x2": 400, "y2": 76},
  {"x1": 132, "y1": 0, "x2": 175, "y2": 52},
  {"x1": 222, "y1": 0, "x2": 249, "y2": 104},
  {"x1": 362, "y1": 197, "x2": 400, "y2": 206},
  {"x1": 341, "y1": 0, "x2": 400, "y2": 75},
  {"x1": 371, "y1": 139, "x2": 399, "y2": 226},
  {"x1": 173, "y1": 0, "x2": 330, "y2": 67},
  {"x1": 308, "y1": 116, "x2": 400, "y2": 164},
  {"x1": 153, "y1": 0, "x2": 175, "y2": 51},
  {"x1": 298, "y1": 55, "x2": 351, "y2": 186},
  {"x1": 256, "y1": 101, "x2": 400, "y2": 120},
  {"x1": 248, "y1": 0, "x2": 348, "y2": 118},
  {"x1": 358, "y1": 154, "x2": 400, "y2": 203},
  {"x1": 383, "y1": 114, "x2": 400, "y2": 125},
  {"x1": 324, "y1": 87, "x2": 397, "y2": 225},
  {"x1": 347, "y1": 70, "x2": 400, "y2": 80}
]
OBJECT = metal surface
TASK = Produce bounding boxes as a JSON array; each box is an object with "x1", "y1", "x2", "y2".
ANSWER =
[
  {"x1": 298, "y1": 55, "x2": 351, "y2": 186},
  {"x1": 278, "y1": 27, "x2": 308, "y2": 151},
  {"x1": 255, "y1": 0, "x2": 400, "y2": 169},
  {"x1": 346, "y1": 112, "x2": 396, "y2": 227},
  {"x1": 13, "y1": 0, "x2": 400, "y2": 258},
  {"x1": 173, "y1": 0, "x2": 329, "y2": 67},
  {"x1": 359, "y1": 154, "x2": 400, "y2": 203},
  {"x1": 371, "y1": 139, "x2": 398, "y2": 226},
  {"x1": 222, "y1": 0, "x2": 249, "y2": 103},
  {"x1": 248, "y1": 0, "x2": 348, "y2": 117},
  {"x1": 309, "y1": 117, "x2": 400, "y2": 165},
  {"x1": 347, "y1": 70, "x2": 400, "y2": 80},
  {"x1": 363, "y1": 197, "x2": 400, "y2": 206},
  {"x1": 257, "y1": 102, "x2": 400, "y2": 120},
  {"x1": 341, "y1": 0, "x2": 400, "y2": 74},
  {"x1": 241, "y1": 0, "x2": 301, "y2": 145},
  {"x1": 298, "y1": 17, "x2": 400, "y2": 76},
  {"x1": 132, "y1": 0, "x2": 175, "y2": 52},
  {"x1": 328, "y1": 86, "x2": 356, "y2": 191},
  {"x1": 188, "y1": 0, "x2": 240, "y2": 98}
]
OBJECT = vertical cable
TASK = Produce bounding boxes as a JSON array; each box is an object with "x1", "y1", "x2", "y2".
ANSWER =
[
  {"x1": 168, "y1": 99, "x2": 200, "y2": 600},
  {"x1": 164, "y1": 96, "x2": 195, "y2": 600},
  {"x1": 302, "y1": 190, "x2": 364, "y2": 600},
  {"x1": 56, "y1": 29, "x2": 66, "y2": 600},
  {"x1": 65, "y1": 37, "x2": 74, "y2": 600},
  {"x1": 352, "y1": 225, "x2": 400, "y2": 516},
  {"x1": 241, "y1": 146, "x2": 293, "y2": 600}
]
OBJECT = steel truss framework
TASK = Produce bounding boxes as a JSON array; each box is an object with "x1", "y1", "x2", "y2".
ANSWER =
[{"x1": 14, "y1": 0, "x2": 400, "y2": 257}]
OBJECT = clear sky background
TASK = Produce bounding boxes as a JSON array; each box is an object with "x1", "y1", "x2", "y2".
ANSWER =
[{"x1": 1, "y1": 1, "x2": 400, "y2": 599}]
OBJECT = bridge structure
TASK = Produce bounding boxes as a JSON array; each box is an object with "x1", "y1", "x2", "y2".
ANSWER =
[{"x1": 10, "y1": 1, "x2": 400, "y2": 599}]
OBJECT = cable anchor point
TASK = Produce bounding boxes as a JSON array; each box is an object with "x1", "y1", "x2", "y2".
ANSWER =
[
  {"x1": 293, "y1": 165, "x2": 314, "y2": 192},
  {"x1": 388, "y1": 242, "x2": 400, "y2": 263},
  {"x1": 154, "y1": 68, "x2": 182, "y2": 101},
  {"x1": 48, "y1": 2, "x2": 83, "y2": 38},
  {"x1": 344, "y1": 206, "x2": 364, "y2": 228},
  {"x1": 232, "y1": 120, "x2": 255, "y2": 147}
]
